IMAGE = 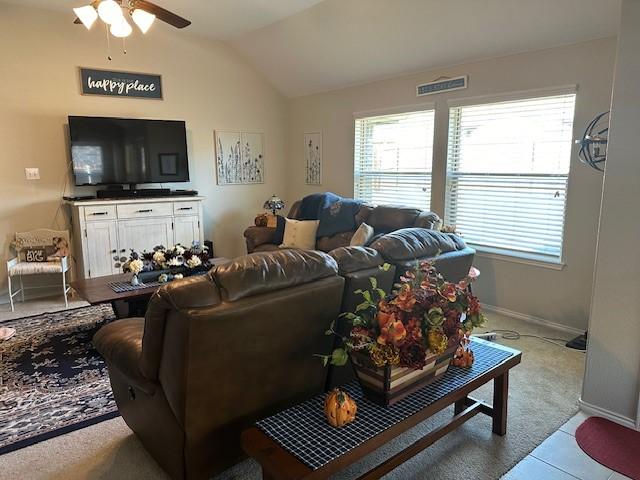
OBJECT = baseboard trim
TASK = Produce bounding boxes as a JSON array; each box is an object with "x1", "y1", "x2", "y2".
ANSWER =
[
  {"x1": 578, "y1": 398, "x2": 638, "y2": 430},
  {"x1": 483, "y1": 304, "x2": 585, "y2": 336}
]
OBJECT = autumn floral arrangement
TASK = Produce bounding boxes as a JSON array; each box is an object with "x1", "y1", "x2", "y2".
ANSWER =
[
  {"x1": 320, "y1": 261, "x2": 486, "y2": 371},
  {"x1": 123, "y1": 243, "x2": 211, "y2": 283}
]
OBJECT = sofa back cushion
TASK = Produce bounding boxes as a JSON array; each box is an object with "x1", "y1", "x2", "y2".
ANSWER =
[
  {"x1": 141, "y1": 274, "x2": 222, "y2": 380},
  {"x1": 367, "y1": 206, "x2": 422, "y2": 233},
  {"x1": 212, "y1": 249, "x2": 338, "y2": 301},
  {"x1": 370, "y1": 228, "x2": 467, "y2": 262}
]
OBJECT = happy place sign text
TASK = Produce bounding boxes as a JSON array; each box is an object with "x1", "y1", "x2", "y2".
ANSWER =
[{"x1": 80, "y1": 68, "x2": 163, "y2": 99}]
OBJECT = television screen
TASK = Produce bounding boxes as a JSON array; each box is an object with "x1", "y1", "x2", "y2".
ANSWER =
[{"x1": 69, "y1": 116, "x2": 189, "y2": 186}]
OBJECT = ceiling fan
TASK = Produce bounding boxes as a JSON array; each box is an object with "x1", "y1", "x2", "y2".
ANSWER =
[{"x1": 73, "y1": 0, "x2": 190, "y2": 58}]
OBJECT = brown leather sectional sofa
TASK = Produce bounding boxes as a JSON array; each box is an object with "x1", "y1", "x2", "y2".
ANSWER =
[
  {"x1": 94, "y1": 250, "x2": 344, "y2": 480},
  {"x1": 244, "y1": 201, "x2": 441, "y2": 253},
  {"x1": 94, "y1": 230, "x2": 475, "y2": 480}
]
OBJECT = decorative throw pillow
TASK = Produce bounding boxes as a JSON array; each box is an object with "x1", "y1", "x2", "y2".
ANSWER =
[
  {"x1": 350, "y1": 222, "x2": 375, "y2": 246},
  {"x1": 280, "y1": 218, "x2": 320, "y2": 250}
]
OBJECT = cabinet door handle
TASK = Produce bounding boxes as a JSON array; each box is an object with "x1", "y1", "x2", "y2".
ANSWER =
[
  {"x1": 178, "y1": 207, "x2": 193, "y2": 211},
  {"x1": 91, "y1": 211, "x2": 109, "y2": 216},
  {"x1": 121, "y1": 249, "x2": 126, "y2": 253},
  {"x1": 111, "y1": 249, "x2": 117, "y2": 254},
  {"x1": 137, "y1": 209, "x2": 153, "y2": 213}
]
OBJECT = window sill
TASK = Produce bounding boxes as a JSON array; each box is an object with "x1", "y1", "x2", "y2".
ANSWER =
[{"x1": 473, "y1": 248, "x2": 566, "y2": 271}]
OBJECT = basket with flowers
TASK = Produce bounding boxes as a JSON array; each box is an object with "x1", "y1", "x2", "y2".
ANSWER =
[
  {"x1": 123, "y1": 243, "x2": 211, "y2": 284},
  {"x1": 320, "y1": 261, "x2": 486, "y2": 406}
]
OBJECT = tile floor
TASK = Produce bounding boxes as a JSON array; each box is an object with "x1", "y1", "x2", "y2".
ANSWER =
[{"x1": 502, "y1": 412, "x2": 630, "y2": 480}]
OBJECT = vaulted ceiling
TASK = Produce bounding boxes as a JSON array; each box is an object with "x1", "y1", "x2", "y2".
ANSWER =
[
  {"x1": 229, "y1": 0, "x2": 621, "y2": 97},
  {"x1": 5, "y1": 0, "x2": 621, "y2": 97},
  {"x1": 2, "y1": 0, "x2": 326, "y2": 39}
]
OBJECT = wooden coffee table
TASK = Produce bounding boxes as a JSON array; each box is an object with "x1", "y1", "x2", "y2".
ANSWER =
[
  {"x1": 70, "y1": 272, "x2": 158, "y2": 317},
  {"x1": 70, "y1": 258, "x2": 228, "y2": 317},
  {"x1": 242, "y1": 339, "x2": 521, "y2": 480}
]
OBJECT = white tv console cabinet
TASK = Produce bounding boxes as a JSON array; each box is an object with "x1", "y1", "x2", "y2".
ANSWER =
[{"x1": 67, "y1": 196, "x2": 205, "y2": 279}]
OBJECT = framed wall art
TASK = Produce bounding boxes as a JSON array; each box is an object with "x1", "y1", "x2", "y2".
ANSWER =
[
  {"x1": 214, "y1": 131, "x2": 265, "y2": 185},
  {"x1": 304, "y1": 132, "x2": 322, "y2": 185}
]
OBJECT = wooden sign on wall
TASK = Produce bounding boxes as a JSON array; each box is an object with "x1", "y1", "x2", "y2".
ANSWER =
[{"x1": 79, "y1": 68, "x2": 163, "y2": 99}]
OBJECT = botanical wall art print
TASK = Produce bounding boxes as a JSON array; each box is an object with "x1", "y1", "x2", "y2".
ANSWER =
[
  {"x1": 215, "y1": 131, "x2": 264, "y2": 185},
  {"x1": 304, "y1": 132, "x2": 322, "y2": 185}
]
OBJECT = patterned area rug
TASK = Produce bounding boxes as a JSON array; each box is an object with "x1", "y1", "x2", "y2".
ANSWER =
[{"x1": 0, "y1": 304, "x2": 118, "y2": 455}]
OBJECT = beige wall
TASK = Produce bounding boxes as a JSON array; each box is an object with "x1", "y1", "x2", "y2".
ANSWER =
[
  {"x1": 287, "y1": 38, "x2": 617, "y2": 332},
  {"x1": 582, "y1": 0, "x2": 640, "y2": 427},
  {"x1": 0, "y1": 3, "x2": 289, "y2": 296}
]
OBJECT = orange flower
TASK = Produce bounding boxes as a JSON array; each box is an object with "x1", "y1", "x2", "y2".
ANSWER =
[
  {"x1": 377, "y1": 311, "x2": 394, "y2": 329},
  {"x1": 439, "y1": 283, "x2": 457, "y2": 303},
  {"x1": 377, "y1": 318, "x2": 407, "y2": 346},
  {"x1": 392, "y1": 284, "x2": 417, "y2": 312}
]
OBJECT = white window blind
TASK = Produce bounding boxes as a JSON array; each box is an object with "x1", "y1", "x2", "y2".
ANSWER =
[
  {"x1": 354, "y1": 109, "x2": 435, "y2": 210},
  {"x1": 445, "y1": 92, "x2": 577, "y2": 262}
]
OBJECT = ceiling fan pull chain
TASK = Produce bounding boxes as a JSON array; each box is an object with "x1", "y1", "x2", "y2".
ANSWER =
[
  {"x1": 123, "y1": 37, "x2": 127, "y2": 55},
  {"x1": 106, "y1": 24, "x2": 112, "y2": 61}
]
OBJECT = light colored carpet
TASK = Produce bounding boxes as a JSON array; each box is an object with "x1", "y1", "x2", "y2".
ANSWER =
[
  {"x1": 0, "y1": 294, "x2": 89, "y2": 322},
  {"x1": 0, "y1": 311, "x2": 585, "y2": 480}
]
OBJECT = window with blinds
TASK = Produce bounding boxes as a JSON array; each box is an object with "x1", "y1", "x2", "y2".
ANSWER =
[
  {"x1": 354, "y1": 109, "x2": 435, "y2": 210},
  {"x1": 445, "y1": 92, "x2": 577, "y2": 262}
]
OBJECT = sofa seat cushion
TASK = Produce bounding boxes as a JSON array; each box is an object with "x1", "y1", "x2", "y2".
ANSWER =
[
  {"x1": 212, "y1": 250, "x2": 339, "y2": 301},
  {"x1": 370, "y1": 228, "x2": 467, "y2": 262},
  {"x1": 329, "y1": 246, "x2": 384, "y2": 275},
  {"x1": 93, "y1": 318, "x2": 157, "y2": 395}
]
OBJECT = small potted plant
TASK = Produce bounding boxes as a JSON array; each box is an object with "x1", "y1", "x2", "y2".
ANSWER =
[{"x1": 318, "y1": 261, "x2": 486, "y2": 406}]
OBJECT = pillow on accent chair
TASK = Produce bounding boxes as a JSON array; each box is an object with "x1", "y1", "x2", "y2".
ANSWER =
[
  {"x1": 349, "y1": 222, "x2": 374, "y2": 246},
  {"x1": 280, "y1": 219, "x2": 320, "y2": 250}
]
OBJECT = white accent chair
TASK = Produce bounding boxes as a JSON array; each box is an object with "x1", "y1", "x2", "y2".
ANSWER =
[{"x1": 6, "y1": 229, "x2": 71, "y2": 312}]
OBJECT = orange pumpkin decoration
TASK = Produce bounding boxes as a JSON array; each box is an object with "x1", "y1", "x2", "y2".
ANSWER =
[{"x1": 324, "y1": 388, "x2": 357, "y2": 427}]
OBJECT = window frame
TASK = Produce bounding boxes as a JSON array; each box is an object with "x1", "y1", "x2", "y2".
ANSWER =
[
  {"x1": 353, "y1": 103, "x2": 437, "y2": 211},
  {"x1": 445, "y1": 85, "x2": 578, "y2": 266}
]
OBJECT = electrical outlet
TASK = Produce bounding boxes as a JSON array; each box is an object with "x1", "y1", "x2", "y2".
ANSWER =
[{"x1": 25, "y1": 168, "x2": 40, "y2": 180}]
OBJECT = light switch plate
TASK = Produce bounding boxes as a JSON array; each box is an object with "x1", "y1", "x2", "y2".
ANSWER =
[{"x1": 25, "y1": 168, "x2": 40, "y2": 180}]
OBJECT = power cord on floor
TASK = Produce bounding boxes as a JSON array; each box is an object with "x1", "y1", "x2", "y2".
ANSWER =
[{"x1": 476, "y1": 329, "x2": 585, "y2": 351}]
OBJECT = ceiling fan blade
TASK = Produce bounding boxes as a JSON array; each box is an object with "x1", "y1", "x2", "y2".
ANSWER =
[{"x1": 134, "y1": 0, "x2": 191, "y2": 29}]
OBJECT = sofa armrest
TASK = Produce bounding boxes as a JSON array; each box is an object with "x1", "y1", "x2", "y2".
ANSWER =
[
  {"x1": 93, "y1": 318, "x2": 157, "y2": 395},
  {"x1": 244, "y1": 226, "x2": 278, "y2": 253},
  {"x1": 414, "y1": 211, "x2": 441, "y2": 229}
]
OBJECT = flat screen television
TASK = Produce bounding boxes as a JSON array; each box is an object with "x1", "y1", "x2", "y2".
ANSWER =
[{"x1": 69, "y1": 116, "x2": 189, "y2": 186}]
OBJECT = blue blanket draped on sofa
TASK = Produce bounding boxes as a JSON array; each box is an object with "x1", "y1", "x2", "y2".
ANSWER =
[{"x1": 298, "y1": 192, "x2": 363, "y2": 238}]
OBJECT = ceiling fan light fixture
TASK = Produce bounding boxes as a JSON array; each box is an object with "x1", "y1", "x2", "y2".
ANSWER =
[
  {"x1": 73, "y1": 5, "x2": 98, "y2": 30},
  {"x1": 131, "y1": 9, "x2": 156, "y2": 34},
  {"x1": 97, "y1": 0, "x2": 124, "y2": 25},
  {"x1": 109, "y1": 17, "x2": 133, "y2": 37}
]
